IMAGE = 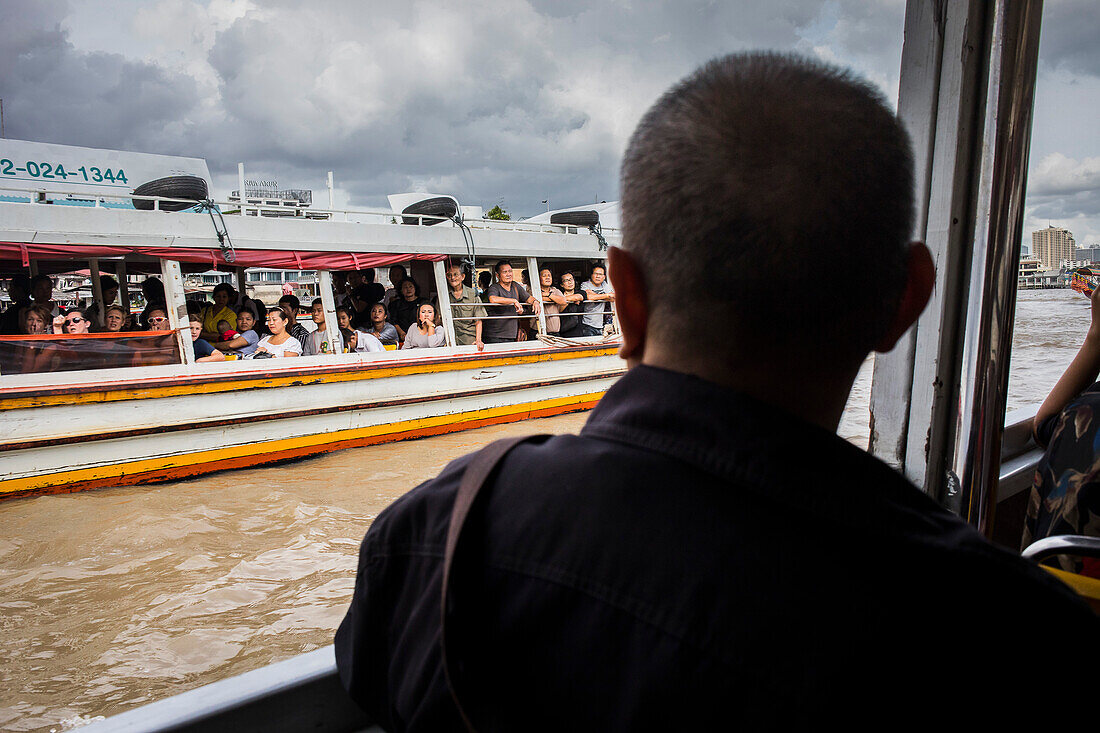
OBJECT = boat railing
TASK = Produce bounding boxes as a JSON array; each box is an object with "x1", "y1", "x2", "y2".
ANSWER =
[{"x1": 0, "y1": 183, "x2": 621, "y2": 237}]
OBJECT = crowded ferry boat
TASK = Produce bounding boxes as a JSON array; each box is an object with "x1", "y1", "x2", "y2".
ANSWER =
[{"x1": 0, "y1": 139, "x2": 626, "y2": 501}]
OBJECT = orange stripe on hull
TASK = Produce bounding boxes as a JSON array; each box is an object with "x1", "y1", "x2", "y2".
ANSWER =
[{"x1": 3, "y1": 398, "x2": 600, "y2": 502}]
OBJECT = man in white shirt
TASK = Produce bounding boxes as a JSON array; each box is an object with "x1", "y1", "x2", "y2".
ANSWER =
[{"x1": 579, "y1": 264, "x2": 614, "y2": 336}]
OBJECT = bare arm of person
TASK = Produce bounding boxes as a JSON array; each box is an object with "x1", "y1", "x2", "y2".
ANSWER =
[
  {"x1": 1035, "y1": 285, "x2": 1100, "y2": 437},
  {"x1": 196, "y1": 348, "x2": 225, "y2": 363},
  {"x1": 474, "y1": 319, "x2": 484, "y2": 352},
  {"x1": 213, "y1": 333, "x2": 251, "y2": 351},
  {"x1": 545, "y1": 290, "x2": 568, "y2": 307},
  {"x1": 488, "y1": 295, "x2": 525, "y2": 313}
]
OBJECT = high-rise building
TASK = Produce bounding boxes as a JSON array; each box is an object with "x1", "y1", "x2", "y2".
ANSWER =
[
  {"x1": 1076, "y1": 245, "x2": 1100, "y2": 263},
  {"x1": 1033, "y1": 225, "x2": 1075, "y2": 270}
]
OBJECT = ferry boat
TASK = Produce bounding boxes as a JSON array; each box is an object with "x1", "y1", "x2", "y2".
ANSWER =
[
  {"x1": 70, "y1": 0, "x2": 1100, "y2": 729},
  {"x1": 0, "y1": 143, "x2": 625, "y2": 502}
]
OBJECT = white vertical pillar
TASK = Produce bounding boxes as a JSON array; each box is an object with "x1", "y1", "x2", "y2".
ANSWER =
[
  {"x1": 237, "y1": 163, "x2": 246, "y2": 217},
  {"x1": 160, "y1": 258, "x2": 195, "y2": 365},
  {"x1": 526, "y1": 256, "x2": 547, "y2": 335},
  {"x1": 433, "y1": 260, "x2": 457, "y2": 347},
  {"x1": 327, "y1": 171, "x2": 335, "y2": 211},
  {"x1": 317, "y1": 270, "x2": 342, "y2": 354}
]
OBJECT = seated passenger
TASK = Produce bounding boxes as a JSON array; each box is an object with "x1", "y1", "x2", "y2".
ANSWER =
[
  {"x1": 211, "y1": 308, "x2": 261, "y2": 357},
  {"x1": 365, "y1": 302, "x2": 399, "y2": 347},
  {"x1": 349, "y1": 285, "x2": 379, "y2": 329},
  {"x1": 278, "y1": 294, "x2": 312, "y2": 346},
  {"x1": 1026, "y1": 283, "x2": 1100, "y2": 576},
  {"x1": 335, "y1": 52, "x2": 1096, "y2": 730},
  {"x1": 103, "y1": 305, "x2": 127, "y2": 333},
  {"x1": 250, "y1": 306, "x2": 302, "y2": 358},
  {"x1": 20, "y1": 303, "x2": 52, "y2": 335},
  {"x1": 188, "y1": 313, "x2": 225, "y2": 363},
  {"x1": 389, "y1": 278, "x2": 424, "y2": 340},
  {"x1": 201, "y1": 283, "x2": 237, "y2": 341},
  {"x1": 303, "y1": 298, "x2": 343, "y2": 355},
  {"x1": 144, "y1": 308, "x2": 171, "y2": 332},
  {"x1": 401, "y1": 303, "x2": 446, "y2": 349}
]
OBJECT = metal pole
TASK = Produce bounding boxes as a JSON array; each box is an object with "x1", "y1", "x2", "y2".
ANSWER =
[
  {"x1": 327, "y1": 171, "x2": 334, "y2": 211},
  {"x1": 951, "y1": 0, "x2": 1045, "y2": 535}
]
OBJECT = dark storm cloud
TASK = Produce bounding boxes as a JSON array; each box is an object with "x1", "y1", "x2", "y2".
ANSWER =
[{"x1": 0, "y1": 1, "x2": 201, "y2": 155}]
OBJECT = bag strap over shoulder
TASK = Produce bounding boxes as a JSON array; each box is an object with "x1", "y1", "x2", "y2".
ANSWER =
[{"x1": 441, "y1": 434, "x2": 546, "y2": 733}]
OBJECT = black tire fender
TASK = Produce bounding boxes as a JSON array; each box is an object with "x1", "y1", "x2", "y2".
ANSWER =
[{"x1": 132, "y1": 176, "x2": 209, "y2": 211}]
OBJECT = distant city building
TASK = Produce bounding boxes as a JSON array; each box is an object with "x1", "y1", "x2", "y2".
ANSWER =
[
  {"x1": 1076, "y1": 245, "x2": 1100, "y2": 263},
  {"x1": 1061, "y1": 259, "x2": 1093, "y2": 270},
  {"x1": 1032, "y1": 225, "x2": 1075, "y2": 270}
]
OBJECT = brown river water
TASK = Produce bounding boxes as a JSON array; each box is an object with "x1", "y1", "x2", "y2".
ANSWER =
[{"x1": 0, "y1": 288, "x2": 1089, "y2": 731}]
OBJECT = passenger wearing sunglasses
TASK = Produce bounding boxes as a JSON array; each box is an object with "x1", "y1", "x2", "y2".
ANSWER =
[
  {"x1": 145, "y1": 308, "x2": 171, "y2": 331},
  {"x1": 55, "y1": 308, "x2": 92, "y2": 334}
]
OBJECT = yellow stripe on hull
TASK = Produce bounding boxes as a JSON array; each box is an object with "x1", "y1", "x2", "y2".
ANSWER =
[{"x1": 0, "y1": 390, "x2": 606, "y2": 498}]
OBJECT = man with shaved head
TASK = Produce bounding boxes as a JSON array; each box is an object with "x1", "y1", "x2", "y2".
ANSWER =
[{"x1": 337, "y1": 53, "x2": 1094, "y2": 730}]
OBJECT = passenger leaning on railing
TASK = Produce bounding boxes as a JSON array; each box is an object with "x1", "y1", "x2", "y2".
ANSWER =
[
  {"x1": 401, "y1": 303, "x2": 446, "y2": 350},
  {"x1": 211, "y1": 308, "x2": 260, "y2": 357},
  {"x1": 484, "y1": 260, "x2": 541, "y2": 344},
  {"x1": 557, "y1": 271, "x2": 587, "y2": 337},
  {"x1": 577, "y1": 264, "x2": 615, "y2": 337},
  {"x1": 538, "y1": 267, "x2": 566, "y2": 336},
  {"x1": 250, "y1": 306, "x2": 302, "y2": 359},
  {"x1": 445, "y1": 264, "x2": 485, "y2": 351},
  {"x1": 187, "y1": 313, "x2": 225, "y2": 363}
]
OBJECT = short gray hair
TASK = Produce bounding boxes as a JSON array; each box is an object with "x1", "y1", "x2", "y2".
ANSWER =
[{"x1": 620, "y1": 52, "x2": 914, "y2": 357}]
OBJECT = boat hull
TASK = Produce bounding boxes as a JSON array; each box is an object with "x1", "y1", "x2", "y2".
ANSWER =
[{"x1": 0, "y1": 343, "x2": 624, "y2": 501}]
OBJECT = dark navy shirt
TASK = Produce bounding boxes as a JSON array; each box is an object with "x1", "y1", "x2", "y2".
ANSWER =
[{"x1": 336, "y1": 365, "x2": 1095, "y2": 732}]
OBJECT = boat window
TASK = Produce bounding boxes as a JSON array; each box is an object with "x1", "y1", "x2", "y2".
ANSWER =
[{"x1": 0, "y1": 332, "x2": 180, "y2": 374}]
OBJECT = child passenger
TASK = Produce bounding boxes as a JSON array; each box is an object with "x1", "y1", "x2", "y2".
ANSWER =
[
  {"x1": 188, "y1": 313, "x2": 226, "y2": 363},
  {"x1": 217, "y1": 319, "x2": 239, "y2": 342}
]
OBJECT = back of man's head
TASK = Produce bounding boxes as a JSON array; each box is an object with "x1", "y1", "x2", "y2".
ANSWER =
[{"x1": 620, "y1": 52, "x2": 914, "y2": 362}]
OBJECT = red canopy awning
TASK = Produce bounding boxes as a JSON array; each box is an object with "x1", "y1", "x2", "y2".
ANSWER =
[{"x1": 0, "y1": 241, "x2": 446, "y2": 271}]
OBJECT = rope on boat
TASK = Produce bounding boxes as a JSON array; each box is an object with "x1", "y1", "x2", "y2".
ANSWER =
[
  {"x1": 590, "y1": 222, "x2": 609, "y2": 251},
  {"x1": 535, "y1": 332, "x2": 619, "y2": 348},
  {"x1": 193, "y1": 200, "x2": 237, "y2": 264}
]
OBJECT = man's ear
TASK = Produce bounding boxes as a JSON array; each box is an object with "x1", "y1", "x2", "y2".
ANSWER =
[
  {"x1": 875, "y1": 241, "x2": 935, "y2": 352},
  {"x1": 607, "y1": 246, "x2": 648, "y2": 364}
]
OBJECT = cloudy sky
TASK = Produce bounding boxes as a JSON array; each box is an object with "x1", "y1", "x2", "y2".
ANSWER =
[{"x1": 3, "y1": 0, "x2": 1098, "y2": 243}]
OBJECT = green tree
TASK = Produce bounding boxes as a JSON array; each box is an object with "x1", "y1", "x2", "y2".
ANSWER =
[{"x1": 486, "y1": 204, "x2": 510, "y2": 221}]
